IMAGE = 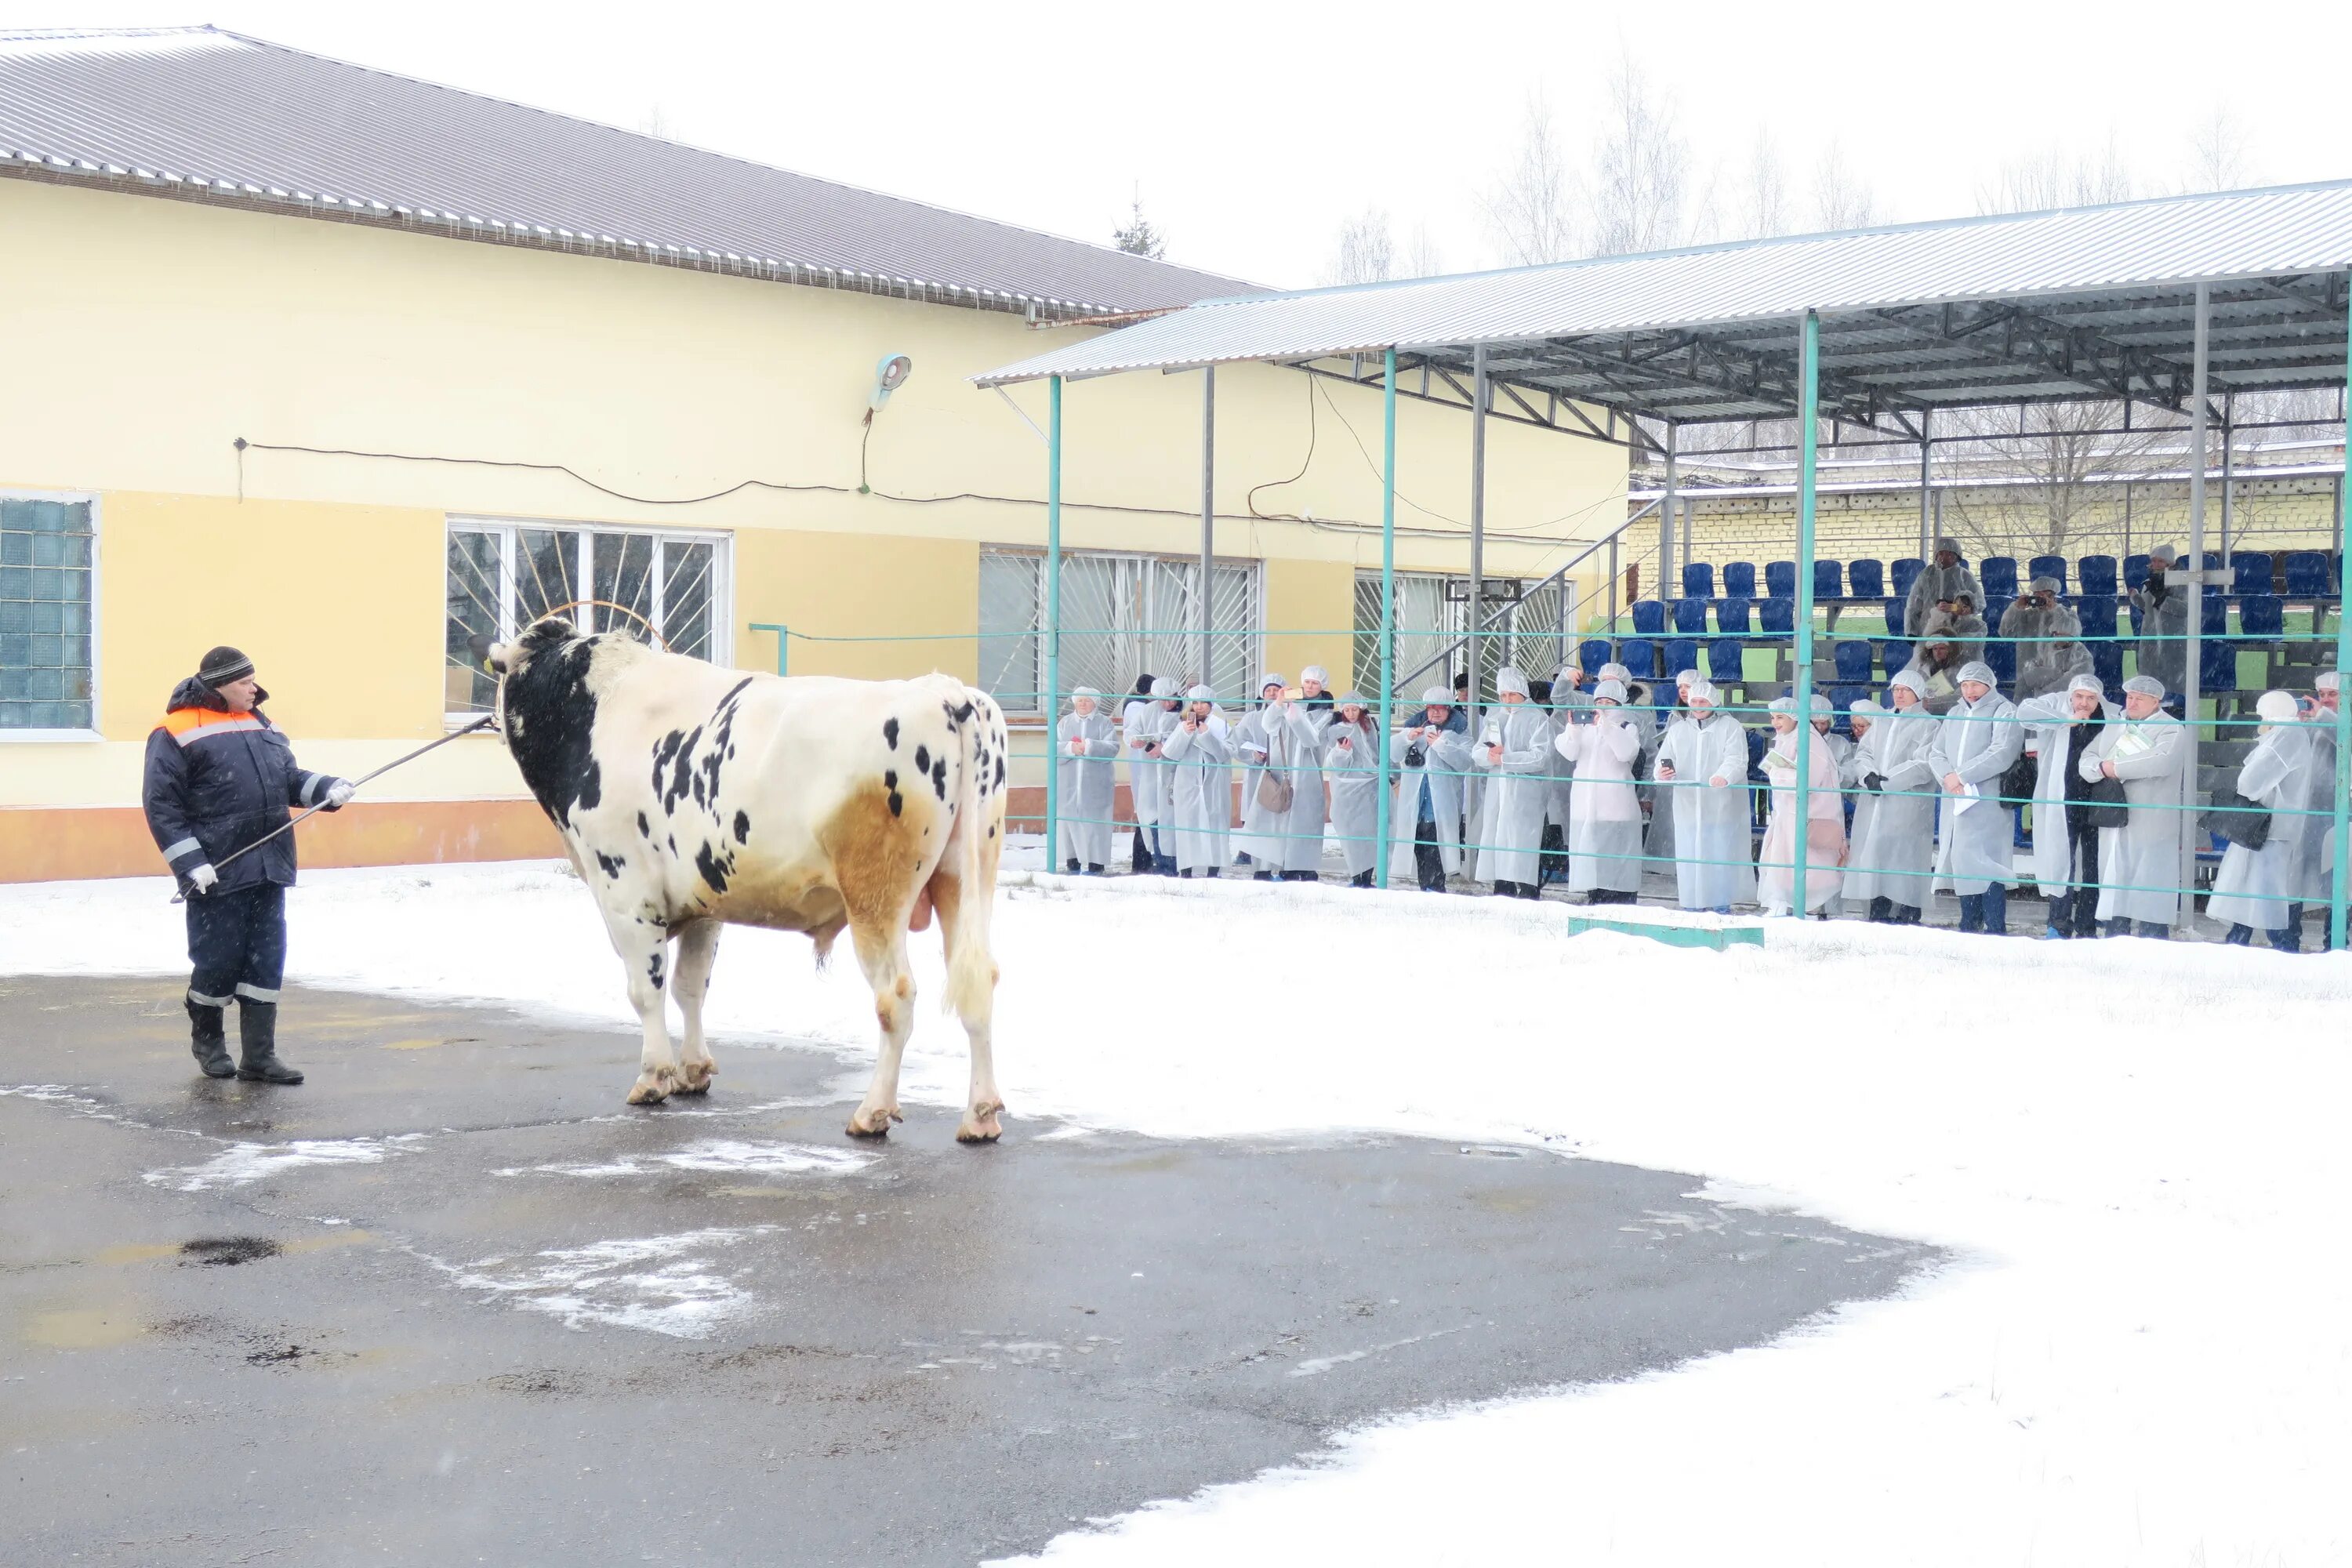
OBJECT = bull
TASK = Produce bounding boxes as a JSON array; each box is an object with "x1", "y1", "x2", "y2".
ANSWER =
[{"x1": 485, "y1": 616, "x2": 1008, "y2": 1142}]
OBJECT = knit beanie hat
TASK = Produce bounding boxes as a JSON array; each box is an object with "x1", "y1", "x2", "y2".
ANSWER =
[{"x1": 197, "y1": 645, "x2": 255, "y2": 687}]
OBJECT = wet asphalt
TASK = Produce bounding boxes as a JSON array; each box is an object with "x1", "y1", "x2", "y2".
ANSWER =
[{"x1": 1, "y1": 975, "x2": 1937, "y2": 1566}]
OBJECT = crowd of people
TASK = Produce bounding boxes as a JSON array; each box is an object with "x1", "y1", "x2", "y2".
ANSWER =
[{"x1": 1054, "y1": 644, "x2": 2346, "y2": 948}]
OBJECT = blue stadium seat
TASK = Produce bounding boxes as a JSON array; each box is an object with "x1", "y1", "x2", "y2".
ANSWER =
[
  {"x1": 2090, "y1": 639, "x2": 2125, "y2": 688},
  {"x1": 1617, "y1": 638, "x2": 1657, "y2": 679},
  {"x1": 1981, "y1": 557, "x2": 2019, "y2": 597},
  {"x1": 1631, "y1": 599, "x2": 1667, "y2": 636},
  {"x1": 2124, "y1": 554, "x2": 2151, "y2": 590},
  {"x1": 1672, "y1": 597, "x2": 1710, "y2": 634},
  {"x1": 2232, "y1": 553, "x2": 2272, "y2": 597},
  {"x1": 2201, "y1": 550, "x2": 2225, "y2": 576},
  {"x1": 1833, "y1": 640, "x2": 1874, "y2": 685},
  {"x1": 1830, "y1": 686, "x2": 1865, "y2": 732},
  {"x1": 1882, "y1": 639, "x2": 1913, "y2": 675},
  {"x1": 2240, "y1": 594, "x2": 2284, "y2": 639},
  {"x1": 2078, "y1": 555, "x2": 2118, "y2": 597},
  {"x1": 1881, "y1": 597, "x2": 1904, "y2": 637},
  {"x1": 1707, "y1": 635, "x2": 1744, "y2": 682},
  {"x1": 1578, "y1": 639, "x2": 1613, "y2": 680},
  {"x1": 2199, "y1": 639, "x2": 2237, "y2": 692},
  {"x1": 1847, "y1": 558, "x2": 1886, "y2": 598},
  {"x1": 2127, "y1": 597, "x2": 2144, "y2": 636},
  {"x1": 1984, "y1": 597, "x2": 2013, "y2": 644},
  {"x1": 1813, "y1": 559, "x2": 1843, "y2": 600},
  {"x1": 1758, "y1": 597, "x2": 1795, "y2": 636},
  {"x1": 1666, "y1": 638, "x2": 1701, "y2": 679},
  {"x1": 1722, "y1": 561, "x2": 1757, "y2": 599},
  {"x1": 2284, "y1": 550, "x2": 2332, "y2": 597},
  {"x1": 1682, "y1": 561, "x2": 1715, "y2": 600},
  {"x1": 1985, "y1": 637, "x2": 2017, "y2": 687},
  {"x1": 1766, "y1": 561, "x2": 1797, "y2": 598},
  {"x1": 1890, "y1": 557, "x2": 1926, "y2": 603},
  {"x1": 1744, "y1": 727, "x2": 1769, "y2": 783},
  {"x1": 2201, "y1": 593, "x2": 2227, "y2": 637},
  {"x1": 2028, "y1": 554, "x2": 2067, "y2": 593},
  {"x1": 2075, "y1": 593, "x2": 2119, "y2": 644},
  {"x1": 1715, "y1": 596, "x2": 1752, "y2": 635}
]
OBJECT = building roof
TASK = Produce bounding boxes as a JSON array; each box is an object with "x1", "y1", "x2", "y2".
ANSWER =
[
  {"x1": 0, "y1": 25, "x2": 1254, "y2": 318},
  {"x1": 975, "y1": 182, "x2": 2352, "y2": 439}
]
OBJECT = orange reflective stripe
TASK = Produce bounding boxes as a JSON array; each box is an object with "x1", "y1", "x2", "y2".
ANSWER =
[{"x1": 158, "y1": 708, "x2": 268, "y2": 746}]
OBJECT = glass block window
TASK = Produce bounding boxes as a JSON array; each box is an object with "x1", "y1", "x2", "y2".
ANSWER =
[
  {"x1": 978, "y1": 546, "x2": 1260, "y2": 717},
  {"x1": 444, "y1": 521, "x2": 729, "y2": 715},
  {"x1": 0, "y1": 495, "x2": 96, "y2": 732}
]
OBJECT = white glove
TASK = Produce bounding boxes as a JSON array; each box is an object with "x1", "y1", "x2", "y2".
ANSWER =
[
  {"x1": 325, "y1": 780, "x2": 356, "y2": 808},
  {"x1": 187, "y1": 863, "x2": 220, "y2": 895}
]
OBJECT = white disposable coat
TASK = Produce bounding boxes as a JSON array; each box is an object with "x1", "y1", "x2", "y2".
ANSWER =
[
  {"x1": 1555, "y1": 710, "x2": 1644, "y2": 892},
  {"x1": 1469, "y1": 702, "x2": 1555, "y2": 885},
  {"x1": 2208, "y1": 723, "x2": 2318, "y2": 931},
  {"x1": 2003, "y1": 600, "x2": 2095, "y2": 700},
  {"x1": 1390, "y1": 723, "x2": 1471, "y2": 880},
  {"x1": 2081, "y1": 714, "x2": 2187, "y2": 924},
  {"x1": 1846, "y1": 703, "x2": 1940, "y2": 908},
  {"x1": 2012, "y1": 693, "x2": 2115, "y2": 893},
  {"x1": 1054, "y1": 708, "x2": 1119, "y2": 868},
  {"x1": 1651, "y1": 713, "x2": 1755, "y2": 909},
  {"x1": 1160, "y1": 714, "x2": 1232, "y2": 874},
  {"x1": 1758, "y1": 727, "x2": 1846, "y2": 912},
  {"x1": 1930, "y1": 691, "x2": 2026, "y2": 894},
  {"x1": 1322, "y1": 717, "x2": 1385, "y2": 877},
  {"x1": 1234, "y1": 702, "x2": 1327, "y2": 873},
  {"x1": 1123, "y1": 701, "x2": 1177, "y2": 856},
  {"x1": 2299, "y1": 712, "x2": 2342, "y2": 904}
]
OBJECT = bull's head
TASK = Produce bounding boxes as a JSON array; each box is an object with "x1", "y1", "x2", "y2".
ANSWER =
[{"x1": 481, "y1": 615, "x2": 584, "y2": 680}]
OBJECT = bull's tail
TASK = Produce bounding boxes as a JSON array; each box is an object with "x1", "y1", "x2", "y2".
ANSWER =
[{"x1": 939, "y1": 685, "x2": 1005, "y2": 1022}]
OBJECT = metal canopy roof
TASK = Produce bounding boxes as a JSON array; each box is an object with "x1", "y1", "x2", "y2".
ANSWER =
[
  {"x1": 0, "y1": 26, "x2": 1256, "y2": 318},
  {"x1": 976, "y1": 182, "x2": 2352, "y2": 445}
]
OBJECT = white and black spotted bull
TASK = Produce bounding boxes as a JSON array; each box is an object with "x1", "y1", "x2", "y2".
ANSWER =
[{"x1": 485, "y1": 617, "x2": 1009, "y2": 1142}]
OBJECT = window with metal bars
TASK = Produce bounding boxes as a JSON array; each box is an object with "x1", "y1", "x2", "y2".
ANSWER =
[
  {"x1": 445, "y1": 521, "x2": 730, "y2": 717},
  {"x1": 0, "y1": 493, "x2": 96, "y2": 736},
  {"x1": 1352, "y1": 570, "x2": 1578, "y2": 702},
  {"x1": 978, "y1": 547, "x2": 1261, "y2": 717}
]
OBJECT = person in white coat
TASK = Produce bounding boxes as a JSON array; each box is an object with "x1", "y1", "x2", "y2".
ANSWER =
[
  {"x1": 1555, "y1": 677, "x2": 1645, "y2": 902},
  {"x1": 2299, "y1": 671, "x2": 2342, "y2": 948},
  {"x1": 1838, "y1": 699, "x2": 1882, "y2": 916},
  {"x1": 2013, "y1": 673, "x2": 2116, "y2": 938},
  {"x1": 1847, "y1": 670, "x2": 1940, "y2": 924},
  {"x1": 1541, "y1": 662, "x2": 1589, "y2": 887},
  {"x1": 1650, "y1": 680, "x2": 1755, "y2": 912},
  {"x1": 1323, "y1": 693, "x2": 1385, "y2": 886},
  {"x1": 1392, "y1": 686, "x2": 1471, "y2": 892},
  {"x1": 1234, "y1": 674, "x2": 1327, "y2": 881},
  {"x1": 1160, "y1": 684, "x2": 1232, "y2": 879},
  {"x1": 1930, "y1": 659, "x2": 2026, "y2": 934},
  {"x1": 1757, "y1": 695, "x2": 1846, "y2": 916},
  {"x1": 2080, "y1": 674, "x2": 2187, "y2": 936},
  {"x1": 1055, "y1": 687, "x2": 1120, "y2": 874},
  {"x1": 2209, "y1": 690, "x2": 2318, "y2": 950},
  {"x1": 1469, "y1": 666, "x2": 1555, "y2": 898},
  {"x1": 1124, "y1": 677, "x2": 1181, "y2": 875}
]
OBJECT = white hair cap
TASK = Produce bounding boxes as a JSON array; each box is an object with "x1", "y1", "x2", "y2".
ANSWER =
[
  {"x1": 1768, "y1": 696, "x2": 1798, "y2": 716},
  {"x1": 1152, "y1": 677, "x2": 1179, "y2": 698},
  {"x1": 2067, "y1": 673, "x2": 2104, "y2": 695},
  {"x1": 1599, "y1": 662, "x2": 1632, "y2": 682},
  {"x1": 1592, "y1": 678, "x2": 1628, "y2": 704},
  {"x1": 1258, "y1": 672, "x2": 1286, "y2": 693},
  {"x1": 1495, "y1": 666, "x2": 1530, "y2": 698},
  {"x1": 1186, "y1": 683, "x2": 1217, "y2": 702},
  {"x1": 1071, "y1": 685, "x2": 1100, "y2": 699},
  {"x1": 1301, "y1": 665, "x2": 1327, "y2": 684},
  {"x1": 1849, "y1": 696, "x2": 1883, "y2": 717},
  {"x1": 1957, "y1": 661, "x2": 1998, "y2": 688},
  {"x1": 1889, "y1": 669, "x2": 1929, "y2": 699},
  {"x1": 1685, "y1": 681, "x2": 1719, "y2": 705},
  {"x1": 1421, "y1": 685, "x2": 1453, "y2": 705},
  {"x1": 2318, "y1": 672, "x2": 2339, "y2": 692},
  {"x1": 1810, "y1": 691, "x2": 1833, "y2": 714},
  {"x1": 2256, "y1": 691, "x2": 2301, "y2": 724},
  {"x1": 2122, "y1": 674, "x2": 2166, "y2": 699}
]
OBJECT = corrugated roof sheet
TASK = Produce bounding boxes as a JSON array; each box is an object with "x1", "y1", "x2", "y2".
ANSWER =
[
  {"x1": 0, "y1": 25, "x2": 1254, "y2": 317},
  {"x1": 975, "y1": 181, "x2": 2352, "y2": 388}
]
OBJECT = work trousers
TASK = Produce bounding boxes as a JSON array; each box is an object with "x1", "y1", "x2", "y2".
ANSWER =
[
  {"x1": 186, "y1": 884, "x2": 287, "y2": 1008},
  {"x1": 2046, "y1": 823, "x2": 2102, "y2": 938}
]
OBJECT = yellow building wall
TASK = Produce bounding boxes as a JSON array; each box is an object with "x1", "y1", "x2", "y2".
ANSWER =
[{"x1": 0, "y1": 176, "x2": 1628, "y2": 876}]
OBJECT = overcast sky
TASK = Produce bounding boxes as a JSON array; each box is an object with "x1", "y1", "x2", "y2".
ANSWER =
[{"x1": 9, "y1": 1, "x2": 2352, "y2": 287}]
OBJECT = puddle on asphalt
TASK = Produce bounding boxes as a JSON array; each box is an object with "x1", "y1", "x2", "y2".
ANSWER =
[{"x1": 22, "y1": 1307, "x2": 148, "y2": 1349}]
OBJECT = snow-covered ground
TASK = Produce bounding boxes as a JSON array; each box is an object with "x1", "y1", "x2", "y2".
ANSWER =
[{"x1": 4, "y1": 862, "x2": 2347, "y2": 1566}]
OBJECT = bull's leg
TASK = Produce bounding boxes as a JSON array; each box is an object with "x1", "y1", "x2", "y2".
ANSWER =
[
  {"x1": 610, "y1": 913, "x2": 679, "y2": 1105},
  {"x1": 844, "y1": 921, "x2": 913, "y2": 1139},
  {"x1": 930, "y1": 876, "x2": 1004, "y2": 1143},
  {"x1": 670, "y1": 919, "x2": 722, "y2": 1095}
]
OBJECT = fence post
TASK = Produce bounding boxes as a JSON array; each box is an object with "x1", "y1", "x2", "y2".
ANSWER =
[
  {"x1": 749, "y1": 622, "x2": 788, "y2": 677},
  {"x1": 1793, "y1": 310, "x2": 1820, "y2": 917},
  {"x1": 1376, "y1": 347, "x2": 1398, "y2": 888},
  {"x1": 2333, "y1": 289, "x2": 2351, "y2": 952},
  {"x1": 1045, "y1": 375, "x2": 1063, "y2": 869}
]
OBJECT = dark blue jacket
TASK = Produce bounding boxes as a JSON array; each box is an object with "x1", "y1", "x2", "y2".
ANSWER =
[{"x1": 142, "y1": 678, "x2": 346, "y2": 895}]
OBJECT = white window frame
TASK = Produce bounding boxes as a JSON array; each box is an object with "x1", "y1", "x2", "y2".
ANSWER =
[
  {"x1": 444, "y1": 517, "x2": 731, "y2": 726},
  {"x1": 0, "y1": 487, "x2": 102, "y2": 744},
  {"x1": 978, "y1": 546, "x2": 1264, "y2": 720}
]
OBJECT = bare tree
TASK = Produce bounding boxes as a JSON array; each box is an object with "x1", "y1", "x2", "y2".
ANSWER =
[
  {"x1": 1978, "y1": 142, "x2": 2133, "y2": 215},
  {"x1": 1402, "y1": 220, "x2": 1444, "y2": 280},
  {"x1": 1483, "y1": 92, "x2": 1579, "y2": 265},
  {"x1": 1587, "y1": 54, "x2": 1693, "y2": 256},
  {"x1": 1111, "y1": 191, "x2": 1167, "y2": 260},
  {"x1": 1936, "y1": 401, "x2": 2176, "y2": 561},
  {"x1": 1323, "y1": 207, "x2": 1395, "y2": 286},
  {"x1": 2184, "y1": 106, "x2": 2259, "y2": 194},
  {"x1": 1722, "y1": 131, "x2": 1796, "y2": 241},
  {"x1": 1809, "y1": 140, "x2": 1880, "y2": 230},
  {"x1": 638, "y1": 103, "x2": 675, "y2": 140}
]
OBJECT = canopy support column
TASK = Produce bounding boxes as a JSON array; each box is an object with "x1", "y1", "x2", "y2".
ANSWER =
[
  {"x1": 1917, "y1": 409, "x2": 1933, "y2": 567},
  {"x1": 1200, "y1": 366, "x2": 1215, "y2": 688},
  {"x1": 1376, "y1": 347, "x2": 1399, "y2": 889},
  {"x1": 1661, "y1": 423, "x2": 1678, "y2": 609},
  {"x1": 2219, "y1": 392, "x2": 2235, "y2": 559},
  {"x1": 1794, "y1": 310, "x2": 1820, "y2": 918},
  {"x1": 1045, "y1": 374, "x2": 1064, "y2": 868},
  {"x1": 1469, "y1": 341, "x2": 1488, "y2": 726},
  {"x1": 2332, "y1": 292, "x2": 2351, "y2": 952},
  {"x1": 2179, "y1": 287, "x2": 2208, "y2": 934}
]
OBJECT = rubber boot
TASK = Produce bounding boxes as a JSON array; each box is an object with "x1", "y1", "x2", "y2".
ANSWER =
[
  {"x1": 186, "y1": 998, "x2": 234, "y2": 1079},
  {"x1": 1867, "y1": 896, "x2": 1892, "y2": 924},
  {"x1": 235, "y1": 1001, "x2": 303, "y2": 1084}
]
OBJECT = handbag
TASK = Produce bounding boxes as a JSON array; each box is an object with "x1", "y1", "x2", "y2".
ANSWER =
[
  {"x1": 2082, "y1": 772, "x2": 2129, "y2": 829},
  {"x1": 1997, "y1": 750, "x2": 2038, "y2": 804},
  {"x1": 1254, "y1": 720, "x2": 1294, "y2": 814},
  {"x1": 2199, "y1": 783, "x2": 2273, "y2": 851}
]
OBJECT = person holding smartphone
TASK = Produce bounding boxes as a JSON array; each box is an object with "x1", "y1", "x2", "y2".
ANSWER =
[{"x1": 1323, "y1": 694, "x2": 1385, "y2": 886}]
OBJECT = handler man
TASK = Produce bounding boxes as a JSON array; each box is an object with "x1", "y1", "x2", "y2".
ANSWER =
[{"x1": 142, "y1": 645, "x2": 352, "y2": 1083}]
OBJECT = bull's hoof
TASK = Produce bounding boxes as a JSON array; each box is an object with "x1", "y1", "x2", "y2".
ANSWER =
[
  {"x1": 673, "y1": 1061, "x2": 716, "y2": 1096},
  {"x1": 956, "y1": 1102, "x2": 1005, "y2": 1144},
  {"x1": 626, "y1": 1073, "x2": 673, "y2": 1105},
  {"x1": 844, "y1": 1105, "x2": 902, "y2": 1139}
]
